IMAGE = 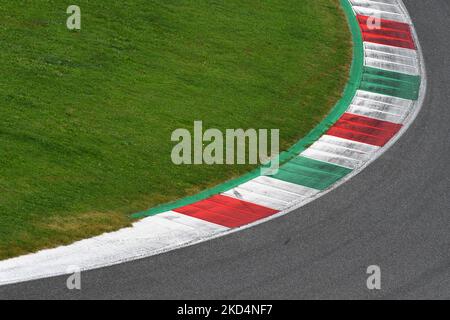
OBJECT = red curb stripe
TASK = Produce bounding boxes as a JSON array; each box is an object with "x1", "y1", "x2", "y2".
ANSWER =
[
  {"x1": 326, "y1": 113, "x2": 402, "y2": 147},
  {"x1": 357, "y1": 15, "x2": 415, "y2": 49},
  {"x1": 173, "y1": 194, "x2": 279, "y2": 228}
]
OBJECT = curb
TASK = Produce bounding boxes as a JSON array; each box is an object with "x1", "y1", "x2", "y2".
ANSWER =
[{"x1": 0, "y1": 0, "x2": 426, "y2": 286}]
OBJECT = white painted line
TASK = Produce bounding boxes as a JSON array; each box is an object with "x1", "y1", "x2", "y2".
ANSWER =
[
  {"x1": 346, "y1": 106, "x2": 402, "y2": 123},
  {"x1": 364, "y1": 42, "x2": 419, "y2": 75},
  {"x1": 319, "y1": 135, "x2": 380, "y2": 153},
  {"x1": 348, "y1": 90, "x2": 414, "y2": 123},
  {"x1": 365, "y1": 57, "x2": 418, "y2": 75},
  {"x1": 251, "y1": 176, "x2": 319, "y2": 198},
  {"x1": 364, "y1": 42, "x2": 418, "y2": 59},
  {"x1": 222, "y1": 187, "x2": 289, "y2": 211},
  {"x1": 350, "y1": 0, "x2": 410, "y2": 23},
  {"x1": 301, "y1": 137, "x2": 379, "y2": 169},
  {"x1": 0, "y1": 212, "x2": 228, "y2": 286},
  {"x1": 156, "y1": 211, "x2": 228, "y2": 233},
  {"x1": 355, "y1": 89, "x2": 413, "y2": 108},
  {"x1": 236, "y1": 180, "x2": 304, "y2": 203}
]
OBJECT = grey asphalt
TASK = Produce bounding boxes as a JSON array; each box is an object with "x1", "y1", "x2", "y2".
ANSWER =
[{"x1": 1, "y1": 0, "x2": 449, "y2": 300}]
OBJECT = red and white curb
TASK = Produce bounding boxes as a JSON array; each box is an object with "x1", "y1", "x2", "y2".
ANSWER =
[{"x1": 0, "y1": 0, "x2": 426, "y2": 286}]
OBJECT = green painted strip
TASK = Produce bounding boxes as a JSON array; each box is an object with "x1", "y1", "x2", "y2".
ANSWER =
[
  {"x1": 288, "y1": 156, "x2": 352, "y2": 177},
  {"x1": 284, "y1": 0, "x2": 364, "y2": 156},
  {"x1": 132, "y1": 0, "x2": 363, "y2": 218},
  {"x1": 271, "y1": 156, "x2": 352, "y2": 191},
  {"x1": 360, "y1": 66, "x2": 421, "y2": 100}
]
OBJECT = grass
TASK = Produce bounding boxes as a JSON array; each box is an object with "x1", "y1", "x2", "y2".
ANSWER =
[{"x1": 0, "y1": 0, "x2": 351, "y2": 260}]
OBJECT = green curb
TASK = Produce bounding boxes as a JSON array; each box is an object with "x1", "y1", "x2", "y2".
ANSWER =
[
  {"x1": 272, "y1": 156, "x2": 352, "y2": 191},
  {"x1": 360, "y1": 66, "x2": 421, "y2": 100}
]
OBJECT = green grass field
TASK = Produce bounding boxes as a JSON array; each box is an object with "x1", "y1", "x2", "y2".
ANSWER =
[{"x1": 0, "y1": 0, "x2": 351, "y2": 259}]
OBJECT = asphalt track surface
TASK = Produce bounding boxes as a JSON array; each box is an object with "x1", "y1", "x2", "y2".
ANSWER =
[{"x1": 1, "y1": 0, "x2": 449, "y2": 299}]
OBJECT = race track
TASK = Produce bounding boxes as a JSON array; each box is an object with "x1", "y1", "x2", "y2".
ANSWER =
[{"x1": 1, "y1": 0, "x2": 449, "y2": 299}]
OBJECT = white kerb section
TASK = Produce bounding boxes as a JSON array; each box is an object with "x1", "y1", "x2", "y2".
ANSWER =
[
  {"x1": 222, "y1": 187, "x2": 289, "y2": 211},
  {"x1": 349, "y1": 0, "x2": 411, "y2": 23},
  {"x1": 364, "y1": 43, "x2": 419, "y2": 75},
  {"x1": 347, "y1": 90, "x2": 414, "y2": 124},
  {"x1": 226, "y1": 176, "x2": 320, "y2": 208},
  {"x1": 301, "y1": 135, "x2": 380, "y2": 170},
  {"x1": 0, "y1": 212, "x2": 228, "y2": 286}
]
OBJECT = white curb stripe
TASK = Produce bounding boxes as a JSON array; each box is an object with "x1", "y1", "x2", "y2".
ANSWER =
[
  {"x1": 251, "y1": 176, "x2": 319, "y2": 198},
  {"x1": 349, "y1": 0, "x2": 410, "y2": 23},
  {"x1": 355, "y1": 89, "x2": 413, "y2": 108},
  {"x1": 0, "y1": 212, "x2": 227, "y2": 285},
  {"x1": 236, "y1": 180, "x2": 307, "y2": 203},
  {"x1": 347, "y1": 90, "x2": 414, "y2": 123},
  {"x1": 156, "y1": 211, "x2": 228, "y2": 233},
  {"x1": 364, "y1": 42, "x2": 418, "y2": 59},
  {"x1": 222, "y1": 188, "x2": 289, "y2": 211},
  {"x1": 364, "y1": 42, "x2": 419, "y2": 75},
  {"x1": 234, "y1": 180, "x2": 301, "y2": 203},
  {"x1": 225, "y1": 176, "x2": 321, "y2": 211},
  {"x1": 319, "y1": 135, "x2": 380, "y2": 153},
  {"x1": 300, "y1": 136, "x2": 379, "y2": 169}
]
